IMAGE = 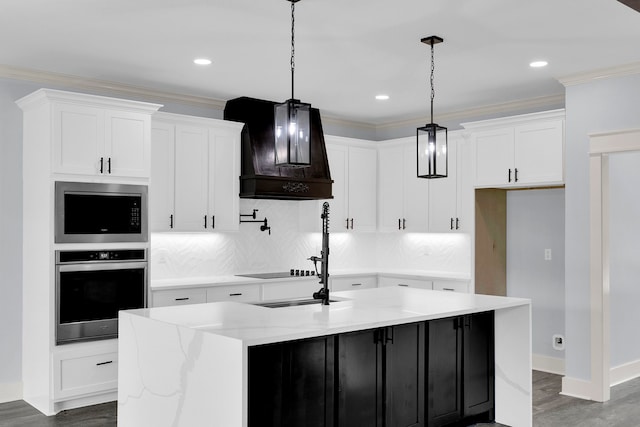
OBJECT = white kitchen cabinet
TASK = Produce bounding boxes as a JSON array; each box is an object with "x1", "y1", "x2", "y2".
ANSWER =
[
  {"x1": 330, "y1": 275, "x2": 377, "y2": 292},
  {"x1": 466, "y1": 110, "x2": 565, "y2": 188},
  {"x1": 53, "y1": 101, "x2": 153, "y2": 178},
  {"x1": 428, "y1": 132, "x2": 473, "y2": 232},
  {"x1": 207, "y1": 284, "x2": 261, "y2": 303},
  {"x1": 433, "y1": 280, "x2": 469, "y2": 293},
  {"x1": 152, "y1": 288, "x2": 207, "y2": 307},
  {"x1": 150, "y1": 113, "x2": 244, "y2": 232},
  {"x1": 53, "y1": 341, "x2": 118, "y2": 401},
  {"x1": 378, "y1": 276, "x2": 433, "y2": 290},
  {"x1": 299, "y1": 136, "x2": 377, "y2": 233},
  {"x1": 378, "y1": 139, "x2": 429, "y2": 232}
]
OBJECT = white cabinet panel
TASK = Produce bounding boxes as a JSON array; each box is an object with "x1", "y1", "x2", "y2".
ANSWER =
[
  {"x1": 152, "y1": 288, "x2": 207, "y2": 307},
  {"x1": 174, "y1": 125, "x2": 209, "y2": 231},
  {"x1": 347, "y1": 146, "x2": 377, "y2": 232},
  {"x1": 53, "y1": 103, "x2": 103, "y2": 175},
  {"x1": 207, "y1": 284, "x2": 261, "y2": 302},
  {"x1": 330, "y1": 275, "x2": 377, "y2": 292},
  {"x1": 104, "y1": 110, "x2": 150, "y2": 177},
  {"x1": 474, "y1": 128, "x2": 514, "y2": 187},
  {"x1": 514, "y1": 120, "x2": 564, "y2": 184},
  {"x1": 149, "y1": 123, "x2": 176, "y2": 231}
]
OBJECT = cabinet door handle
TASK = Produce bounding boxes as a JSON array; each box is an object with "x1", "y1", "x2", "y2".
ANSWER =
[
  {"x1": 107, "y1": 157, "x2": 112, "y2": 174},
  {"x1": 175, "y1": 297, "x2": 190, "y2": 301},
  {"x1": 204, "y1": 215, "x2": 207, "y2": 229},
  {"x1": 398, "y1": 218, "x2": 401, "y2": 230},
  {"x1": 211, "y1": 215, "x2": 215, "y2": 229},
  {"x1": 450, "y1": 218, "x2": 454, "y2": 230},
  {"x1": 350, "y1": 218, "x2": 353, "y2": 229},
  {"x1": 455, "y1": 218, "x2": 460, "y2": 230},
  {"x1": 229, "y1": 293, "x2": 242, "y2": 297},
  {"x1": 170, "y1": 214, "x2": 174, "y2": 229},
  {"x1": 351, "y1": 283, "x2": 362, "y2": 287},
  {"x1": 443, "y1": 287, "x2": 455, "y2": 291},
  {"x1": 96, "y1": 360, "x2": 113, "y2": 366},
  {"x1": 402, "y1": 218, "x2": 406, "y2": 230},
  {"x1": 514, "y1": 168, "x2": 519, "y2": 182},
  {"x1": 346, "y1": 218, "x2": 350, "y2": 229},
  {"x1": 99, "y1": 157, "x2": 104, "y2": 174},
  {"x1": 398, "y1": 284, "x2": 409, "y2": 287},
  {"x1": 508, "y1": 168, "x2": 512, "y2": 183}
]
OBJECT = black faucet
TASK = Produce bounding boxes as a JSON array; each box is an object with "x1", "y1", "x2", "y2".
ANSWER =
[{"x1": 310, "y1": 202, "x2": 330, "y2": 305}]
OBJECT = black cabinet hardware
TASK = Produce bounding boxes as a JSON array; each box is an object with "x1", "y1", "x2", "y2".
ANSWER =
[
  {"x1": 100, "y1": 157, "x2": 104, "y2": 173},
  {"x1": 398, "y1": 218, "x2": 402, "y2": 230},
  {"x1": 204, "y1": 215, "x2": 207, "y2": 228},
  {"x1": 451, "y1": 218, "x2": 454, "y2": 230},
  {"x1": 456, "y1": 218, "x2": 460, "y2": 230},
  {"x1": 175, "y1": 297, "x2": 190, "y2": 301},
  {"x1": 508, "y1": 168, "x2": 512, "y2": 183},
  {"x1": 514, "y1": 168, "x2": 519, "y2": 182},
  {"x1": 402, "y1": 218, "x2": 406, "y2": 230},
  {"x1": 96, "y1": 360, "x2": 113, "y2": 366},
  {"x1": 211, "y1": 215, "x2": 215, "y2": 229},
  {"x1": 350, "y1": 218, "x2": 353, "y2": 229},
  {"x1": 107, "y1": 157, "x2": 111, "y2": 174},
  {"x1": 351, "y1": 283, "x2": 362, "y2": 287},
  {"x1": 229, "y1": 293, "x2": 242, "y2": 297},
  {"x1": 346, "y1": 218, "x2": 350, "y2": 229},
  {"x1": 169, "y1": 214, "x2": 174, "y2": 229}
]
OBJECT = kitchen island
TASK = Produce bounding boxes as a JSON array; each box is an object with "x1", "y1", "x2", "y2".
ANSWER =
[{"x1": 118, "y1": 286, "x2": 531, "y2": 426}]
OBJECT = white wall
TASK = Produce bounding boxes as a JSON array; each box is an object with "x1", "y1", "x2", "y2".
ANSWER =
[
  {"x1": 564, "y1": 73, "x2": 640, "y2": 381},
  {"x1": 506, "y1": 188, "x2": 565, "y2": 360}
]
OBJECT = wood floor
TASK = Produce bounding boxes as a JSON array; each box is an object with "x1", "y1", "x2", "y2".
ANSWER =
[{"x1": 1, "y1": 371, "x2": 640, "y2": 426}]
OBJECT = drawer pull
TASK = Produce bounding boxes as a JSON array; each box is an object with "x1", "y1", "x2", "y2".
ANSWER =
[
  {"x1": 351, "y1": 283, "x2": 362, "y2": 287},
  {"x1": 96, "y1": 360, "x2": 113, "y2": 366},
  {"x1": 175, "y1": 297, "x2": 190, "y2": 301},
  {"x1": 443, "y1": 288, "x2": 455, "y2": 291},
  {"x1": 229, "y1": 293, "x2": 243, "y2": 297},
  {"x1": 398, "y1": 284, "x2": 409, "y2": 287}
]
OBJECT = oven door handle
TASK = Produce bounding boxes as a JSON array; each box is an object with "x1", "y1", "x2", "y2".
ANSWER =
[{"x1": 57, "y1": 261, "x2": 149, "y2": 272}]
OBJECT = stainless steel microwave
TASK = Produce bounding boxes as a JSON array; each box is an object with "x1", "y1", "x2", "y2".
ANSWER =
[{"x1": 55, "y1": 181, "x2": 148, "y2": 243}]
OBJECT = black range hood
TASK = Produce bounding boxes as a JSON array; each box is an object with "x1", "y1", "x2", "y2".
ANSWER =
[{"x1": 224, "y1": 97, "x2": 333, "y2": 200}]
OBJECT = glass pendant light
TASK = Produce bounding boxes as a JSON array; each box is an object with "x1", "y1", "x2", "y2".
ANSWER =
[
  {"x1": 417, "y1": 36, "x2": 448, "y2": 179},
  {"x1": 275, "y1": 0, "x2": 311, "y2": 168}
]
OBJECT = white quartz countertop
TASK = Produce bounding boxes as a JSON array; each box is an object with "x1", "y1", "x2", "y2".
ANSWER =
[
  {"x1": 150, "y1": 269, "x2": 470, "y2": 290},
  {"x1": 124, "y1": 287, "x2": 528, "y2": 346}
]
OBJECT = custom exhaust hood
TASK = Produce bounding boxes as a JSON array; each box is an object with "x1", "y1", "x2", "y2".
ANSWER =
[{"x1": 224, "y1": 96, "x2": 333, "y2": 200}]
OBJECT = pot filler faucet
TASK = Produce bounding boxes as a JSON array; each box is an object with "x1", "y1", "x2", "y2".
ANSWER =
[{"x1": 309, "y1": 202, "x2": 330, "y2": 305}]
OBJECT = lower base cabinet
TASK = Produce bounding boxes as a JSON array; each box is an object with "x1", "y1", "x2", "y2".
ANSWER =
[
  {"x1": 427, "y1": 311, "x2": 495, "y2": 427},
  {"x1": 248, "y1": 313, "x2": 494, "y2": 427}
]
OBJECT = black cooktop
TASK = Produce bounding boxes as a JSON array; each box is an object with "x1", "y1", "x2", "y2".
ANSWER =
[{"x1": 236, "y1": 271, "x2": 314, "y2": 279}]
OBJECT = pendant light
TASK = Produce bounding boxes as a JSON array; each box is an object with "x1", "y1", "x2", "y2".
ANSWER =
[
  {"x1": 417, "y1": 36, "x2": 447, "y2": 179},
  {"x1": 275, "y1": 0, "x2": 311, "y2": 168}
]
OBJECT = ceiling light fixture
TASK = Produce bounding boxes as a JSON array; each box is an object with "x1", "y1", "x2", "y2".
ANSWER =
[
  {"x1": 193, "y1": 58, "x2": 212, "y2": 65},
  {"x1": 417, "y1": 35, "x2": 447, "y2": 179},
  {"x1": 376, "y1": 94, "x2": 390, "y2": 100},
  {"x1": 530, "y1": 60, "x2": 548, "y2": 68},
  {"x1": 274, "y1": 0, "x2": 311, "y2": 168}
]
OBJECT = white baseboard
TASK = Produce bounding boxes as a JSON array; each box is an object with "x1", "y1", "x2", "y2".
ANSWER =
[
  {"x1": 532, "y1": 354, "x2": 565, "y2": 375},
  {"x1": 0, "y1": 382, "x2": 23, "y2": 403},
  {"x1": 610, "y1": 358, "x2": 640, "y2": 387},
  {"x1": 560, "y1": 376, "x2": 593, "y2": 400}
]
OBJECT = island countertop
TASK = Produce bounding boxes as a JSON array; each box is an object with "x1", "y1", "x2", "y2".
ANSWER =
[{"x1": 123, "y1": 286, "x2": 528, "y2": 346}]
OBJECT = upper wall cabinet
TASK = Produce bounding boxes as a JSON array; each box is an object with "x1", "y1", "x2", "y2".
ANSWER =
[
  {"x1": 428, "y1": 131, "x2": 473, "y2": 233},
  {"x1": 52, "y1": 97, "x2": 160, "y2": 178},
  {"x1": 150, "y1": 113, "x2": 244, "y2": 232},
  {"x1": 464, "y1": 110, "x2": 565, "y2": 188},
  {"x1": 299, "y1": 136, "x2": 377, "y2": 233},
  {"x1": 378, "y1": 139, "x2": 429, "y2": 232},
  {"x1": 17, "y1": 89, "x2": 161, "y2": 180}
]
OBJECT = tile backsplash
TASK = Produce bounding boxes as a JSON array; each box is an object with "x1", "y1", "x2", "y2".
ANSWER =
[{"x1": 150, "y1": 199, "x2": 471, "y2": 279}]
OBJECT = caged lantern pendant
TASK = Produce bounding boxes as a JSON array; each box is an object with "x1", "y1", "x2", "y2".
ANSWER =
[
  {"x1": 417, "y1": 35, "x2": 448, "y2": 179},
  {"x1": 274, "y1": 0, "x2": 311, "y2": 168}
]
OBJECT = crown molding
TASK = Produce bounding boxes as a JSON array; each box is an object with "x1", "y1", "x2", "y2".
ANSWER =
[
  {"x1": 558, "y1": 61, "x2": 640, "y2": 87},
  {"x1": 0, "y1": 64, "x2": 226, "y2": 110}
]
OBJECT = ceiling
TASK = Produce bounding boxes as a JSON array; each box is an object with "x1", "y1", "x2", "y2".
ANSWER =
[{"x1": 2, "y1": 0, "x2": 640, "y2": 126}]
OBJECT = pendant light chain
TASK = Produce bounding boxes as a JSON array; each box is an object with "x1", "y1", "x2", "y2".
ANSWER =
[
  {"x1": 430, "y1": 40, "x2": 435, "y2": 124},
  {"x1": 290, "y1": 1, "x2": 296, "y2": 100}
]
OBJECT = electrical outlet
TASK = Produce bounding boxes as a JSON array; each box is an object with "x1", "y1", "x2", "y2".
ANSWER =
[
  {"x1": 552, "y1": 334, "x2": 565, "y2": 351},
  {"x1": 544, "y1": 249, "x2": 552, "y2": 261}
]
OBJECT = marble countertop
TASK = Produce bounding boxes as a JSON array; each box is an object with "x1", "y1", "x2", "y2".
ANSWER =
[
  {"x1": 151, "y1": 269, "x2": 471, "y2": 290},
  {"x1": 125, "y1": 286, "x2": 529, "y2": 346}
]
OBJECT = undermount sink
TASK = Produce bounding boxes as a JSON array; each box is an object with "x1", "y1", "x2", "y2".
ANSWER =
[{"x1": 253, "y1": 298, "x2": 338, "y2": 308}]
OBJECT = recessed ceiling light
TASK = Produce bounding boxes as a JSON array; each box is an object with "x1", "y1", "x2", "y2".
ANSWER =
[
  {"x1": 375, "y1": 94, "x2": 390, "y2": 100},
  {"x1": 194, "y1": 58, "x2": 212, "y2": 66},
  {"x1": 530, "y1": 60, "x2": 548, "y2": 68}
]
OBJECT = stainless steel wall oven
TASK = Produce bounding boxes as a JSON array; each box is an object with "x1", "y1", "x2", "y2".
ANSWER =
[{"x1": 55, "y1": 249, "x2": 148, "y2": 345}]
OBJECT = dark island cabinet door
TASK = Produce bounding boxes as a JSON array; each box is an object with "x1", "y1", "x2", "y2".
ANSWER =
[
  {"x1": 337, "y1": 329, "x2": 384, "y2": 427},
  {"x1": 426, "y1": 316, "x2": 463, "y2": 427},
  {"x1": 385, "y1": 322, "x2": 425, "y2": 427},
  {"x1": 463, "y1": 311, "x2": 495, "y2": 418},
  {"x1": 248, "y1": 336, "x2": 335, "y2": 427}
]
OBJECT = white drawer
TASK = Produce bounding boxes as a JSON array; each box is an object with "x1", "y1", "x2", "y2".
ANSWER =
[
  {"x1": 433, "y1": 280, "x2": 469, "y2": 293},
  {"x1": 54, "y1": 347, "x2": 118, "y2": 400},
  {"x1": 262, "y1": 280, "x2": 320, "y2": 301},
  {"x1": 378, "y1": 276, "x2": 433, "y2": 290},
  {"x1": 207, "y1": 284, "x2": 261, "y2": 302},
  {"x1": 330, "y1": 276, "x2": 377, "y2": 292},
  {"x1": 152, "y1": 288, "x2": 207, "y2": 307}
]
